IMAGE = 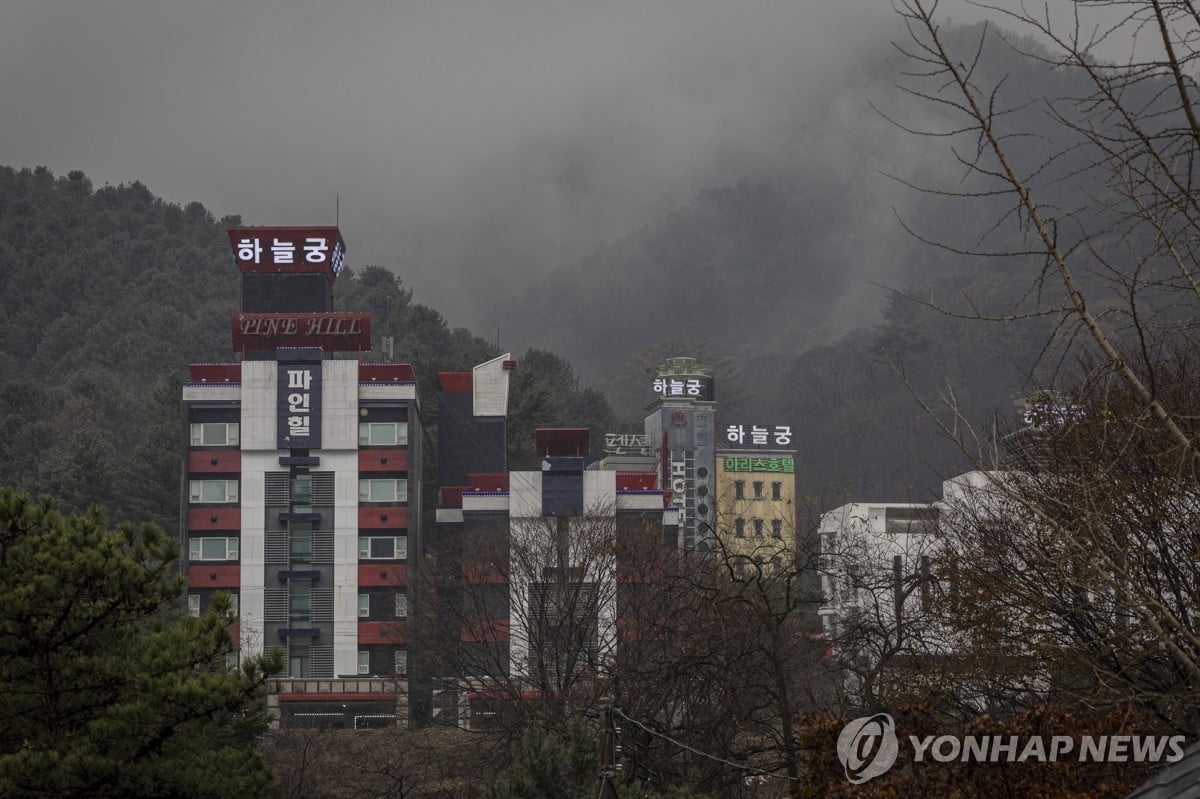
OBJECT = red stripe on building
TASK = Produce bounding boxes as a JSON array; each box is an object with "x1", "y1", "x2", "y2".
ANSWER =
[
  {"x1": 437, "y1": 372, "x2": 472, "y2": 392},
  {"x1": 358, "y1": 621, "x2": 406, "y2": 644},
  {"x1": 188, "y1": 507, "x2": 240, "y2": 530},
  {"x1": 188, "y1": 450, "x2": 242, "y2": 473},
  {"x1": 358, "y1": 506, "x2": 407, "y2": 529},
  {"x1": 188, "y1": 565, "x2": 240, "y2": 588},
  {"x1": 616, "y1": 472, "x2": 658, "y2": 491},
  {"x1": 358, "y1": 449, "x2": 408, "y2": 472},
  {"x1": 188, "y1": 363, "x2": 241, "y2": 382},
  {"x1": 467, "y1": 473, "x2": 509, "y2": 491},
  {"x1": 359, "y1": 362, "x2": 416, "y2": 382},
  {"x1": 358, "y1": 564, "x2": 407, "y2": 587},
  {"x1": 278, "y1": 693, "x2": 397, "y2": 702}
]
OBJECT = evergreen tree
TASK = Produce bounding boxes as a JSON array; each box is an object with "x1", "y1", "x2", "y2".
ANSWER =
[{"x1": 0, "y1": 489, "x2": 279, "y2": 798}]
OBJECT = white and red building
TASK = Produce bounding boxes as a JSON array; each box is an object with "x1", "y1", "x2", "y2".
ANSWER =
[{"x1": 183, "y1": 227, "x2": 418, "y2": 728}]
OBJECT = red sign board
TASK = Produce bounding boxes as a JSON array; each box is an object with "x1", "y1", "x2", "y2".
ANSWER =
[
  {"x1": 226, "y1": 226, "x2": 347, "y2": 279},
  {"x1": 231, "y1": 312, "x2": 372, "y2": 352}
]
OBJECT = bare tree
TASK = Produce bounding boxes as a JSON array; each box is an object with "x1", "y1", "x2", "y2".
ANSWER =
[
  {"x1": 889, "y1": 0, "x2": 1200, "y2": 455},
  {"x1": 608, "y1": 511, "x2": 830, "y2": 795},
  {"x1": 424, "y1": 499, "x2": 631, "y2": 742},
  {"x1": 883, "y1": 0, "x2": 1200, "y2": 727}
]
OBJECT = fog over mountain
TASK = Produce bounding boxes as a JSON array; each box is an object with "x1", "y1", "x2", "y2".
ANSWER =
[
  {"x1": 2, "y1": 1, "x2": 994, "y2": 339},
  {"x1": 1, "y1": 1, "x2": 1136, "y2": 501}
]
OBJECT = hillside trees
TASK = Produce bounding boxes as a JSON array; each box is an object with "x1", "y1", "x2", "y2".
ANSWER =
[{"x1": 0, "y1": 488, "x2": 278, "y2": 798}]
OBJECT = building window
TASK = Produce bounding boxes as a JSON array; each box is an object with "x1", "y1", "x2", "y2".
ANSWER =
[
  {"x1": 189, "y1": 537, "x2": 239, "y2": 561},
  {"x1": 225, "y1": 651, "x2": 240, "y2": 671},
  {"x1": 289, "y1": 580, "x2": 312, "y2": 627},
  {"x1": 359, "y1": 478, "x2": 408, "y2": 503},
  {"x1": 394, "y1": 649, "x2": 407, "y2": 676},
  {"x1": 753, "y1": 518, "x2": 764, "y2": 537},
  {"x1": 771, "y1": 481, "x2": 782, "y2": 500},
  {"x1": 358, "y1": 593, "x2": 370, "y2": 618},
  {"x1": 734, "y1": 481, "x2": 745, "y2": 500},
  {"x1": 187, "y1": 594, "x2": 200, "y2": 617},
  {"x1": 190, "y1": 422, "x2": 239, "y2": 447},
  {"x1": 289, "y1": 641, "x2": 309, "y2": 678},
  {"x1": 189, "y1": 479, "x2": 239, "y2": 504},
  {"x1": 735, "y1": 518, "x2": 746, "y2": 538},
  {"x1": 359, "y1": 422, "x2": 408, "y2": 447},
  {"x1": 772, "y1": 519, "x2": 783, "y2": 539},
  {"x1": 290, "y1": 523, "x2": 312, "y2": 564},
  {"x1": 358, "y1": 650, "x2": 370, "y2": 676},
  {"x1": 395, "y1": 593, "x2": 407, "y2": 619},
  {"x1": 222, "y1": 592, "x2": 239, "y2": 618},
  {"x1": 359, "y1": 536, "x2": 407, "y2": 561},
  {"x1": 753, "y1": 481, "x2": 764, "y2": 499}
]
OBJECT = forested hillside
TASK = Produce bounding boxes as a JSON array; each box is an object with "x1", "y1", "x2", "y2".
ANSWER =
[
  {"x1": 0, "y1": 23, "x2": 1159, "y2": 515},
  {"x1": 0, "y1": 166, "x2": 616, "y2": 530}
]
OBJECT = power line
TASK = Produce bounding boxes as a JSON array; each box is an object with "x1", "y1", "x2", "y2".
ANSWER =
[{"x1": 609, "y1": 706, "x2": 794, "y2": 784}]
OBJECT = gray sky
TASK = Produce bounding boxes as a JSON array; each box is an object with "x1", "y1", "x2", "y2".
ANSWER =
[
  {"x1": 0, "y1": 2, "x2": 899, "y2": 314},
  {"x1": 0, "y1": 0, "x2": 1121, "y2": 338}
]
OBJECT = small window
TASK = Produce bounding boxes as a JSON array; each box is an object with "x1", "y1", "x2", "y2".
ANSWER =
[
  {"x1": 222, "y1": 592, "x2": 239, "y2": 618},
  {"x1": 735, "y1": 518, "x2": 745, "y2": 538},
  {"x1": 753, "y1": 481, "x2": 764, "y2": 500},
  {"x1": 189, "y1": 479, "x2": 239, "y2": 504},
  {"x1": 395, "y1": 593, "x2": 407, "y2": 618},
  {"x1": 394, "y1": 649, "x2": 407, "y2": 676},
  {"x1": 772, "y1": 519, "x2": 783, "y2": 539},
  {"x1": 359, "y1": 422, "x2": 408, "y2": 447},
  {"x1": 771, "y1": 481, "x2": 782, "y2": 501},
  {"x1": 359, "y1": 478, "x2": 408, "y2": 503},
  {"x1": 734, "y1": 481, "x2": 745, "y2": 500},
  {"x1": 753, "y1": 519, "x2": 764, "y2": 537},
  {"x1": 358, "y1": 593, "x2": 370, "y2": 618},
  {"x1": 187, "y1": 594, "x2": 200, "y2": 618},
  {"x1": 189, "y1": 537, "x2": 239, "y2": 561},
  {"x1": 225, "y1": 651, "x2": 240, "y2": 671},
  {"x1": 359, "y1": 536, "x2": 407, "y2": 561},
  {"x1": 358, "y1": 650, "x2": 370, "y2": 676},
  {"x1": 190, "y1": 422, "x2": 239, "y2": 447}
]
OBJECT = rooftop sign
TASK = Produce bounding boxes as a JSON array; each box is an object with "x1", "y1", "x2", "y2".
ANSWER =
[{"x1": 227, "y1": 226, "x2": 347, "y2": 280}]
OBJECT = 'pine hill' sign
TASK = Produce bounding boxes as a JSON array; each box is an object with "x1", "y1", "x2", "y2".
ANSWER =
[{"x1": 231, "y1": 312, "x2": 372, "y2": 352}]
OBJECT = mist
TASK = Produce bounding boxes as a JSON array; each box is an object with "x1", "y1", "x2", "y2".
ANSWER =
[
  {"x1": 0, "y1": 0, "x2": 1127, "y2": 364},
  {"x1": 0, "y1": 2, "x2": 906, "y2": 319}
]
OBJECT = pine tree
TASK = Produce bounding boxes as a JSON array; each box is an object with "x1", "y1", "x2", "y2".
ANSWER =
[{"x1": 0, "y1": 488, "x2": 280, "y2": 798}]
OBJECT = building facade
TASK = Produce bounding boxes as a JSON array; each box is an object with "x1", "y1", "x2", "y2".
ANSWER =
[
  {"x1": 431, "y1": 427, "x2": 675, "y2": 729},
  {"x1": 713, "y1": 448, "x2": 797, "y2": 574},
  {"x1": 183, "y1": 226, "x2": 418, "y2": 728},
  {"x1": 643, "y1": 357, "x2": 717, "y2": 551}
]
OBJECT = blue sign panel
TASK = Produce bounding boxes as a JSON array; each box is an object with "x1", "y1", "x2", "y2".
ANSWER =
[{"x1": 278, "y1": 360, "x2": 322, "y2": 450}]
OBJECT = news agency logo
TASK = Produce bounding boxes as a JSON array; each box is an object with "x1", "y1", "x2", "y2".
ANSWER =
[
  {"x1": 836, "y1": 713, "x2": 899, "y2": 784},
  {"x1": 835, "y1": 712, "x2": 1188, "y2": 783}
]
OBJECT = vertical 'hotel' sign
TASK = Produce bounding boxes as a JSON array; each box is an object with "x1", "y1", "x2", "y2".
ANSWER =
[{"x1": 278, "y1": 354, "x2": 322, "y2": 450}]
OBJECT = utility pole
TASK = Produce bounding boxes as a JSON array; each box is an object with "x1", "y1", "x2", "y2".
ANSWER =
[{"x1": 598, "y1": 699, "x2": 619, "y2": 799}]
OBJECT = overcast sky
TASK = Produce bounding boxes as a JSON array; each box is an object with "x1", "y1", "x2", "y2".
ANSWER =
[{"x1": 0, "y1": 1, "x2": 1126, "y2": 336}]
